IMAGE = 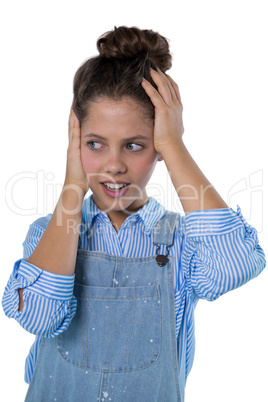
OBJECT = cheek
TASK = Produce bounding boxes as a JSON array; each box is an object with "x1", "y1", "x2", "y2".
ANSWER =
[
  {"x1": 81, "y1": 148, "x2": 98, "y2": 173},
  {"x1": 135, "y1": 154, "x2": 158, "y2": 178}
]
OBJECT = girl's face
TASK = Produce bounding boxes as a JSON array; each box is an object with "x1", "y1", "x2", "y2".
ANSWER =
[{"x1": 80, "y1": 96, "x2": 162, "y2": 223}]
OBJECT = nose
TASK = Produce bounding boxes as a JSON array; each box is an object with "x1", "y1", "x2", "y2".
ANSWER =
[{"x1": 104, "y1": 150, "x2": 127, "y2": 175}]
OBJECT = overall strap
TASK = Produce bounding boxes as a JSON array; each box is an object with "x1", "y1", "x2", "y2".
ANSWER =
[{"x1": 153, "y1": 211, "x2": 178, "y2": 267}]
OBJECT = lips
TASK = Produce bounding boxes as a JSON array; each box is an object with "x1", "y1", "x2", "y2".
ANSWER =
[
  {"x1": 101, "y1": 182, "x2": 130, "y2": 198},
  {"x1": 101, "y1": 181, "x2": 130, "y2": 184}
]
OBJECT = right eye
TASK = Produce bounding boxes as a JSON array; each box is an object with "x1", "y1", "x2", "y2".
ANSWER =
[{"x1": 87, "y1": 141, "x2": 103, "y2": 150}]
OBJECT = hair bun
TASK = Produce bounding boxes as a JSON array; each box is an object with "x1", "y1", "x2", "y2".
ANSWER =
[{"x1": 97, "y1": 25, "x2": 172, "y2": 72}]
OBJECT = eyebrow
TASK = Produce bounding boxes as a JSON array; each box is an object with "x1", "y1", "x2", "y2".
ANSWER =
[{"x1": 84, "y1": 133, "x2": 150, "y2": 142}]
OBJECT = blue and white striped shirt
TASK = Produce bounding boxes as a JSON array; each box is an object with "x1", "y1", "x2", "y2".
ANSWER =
[{"x1": 2, "y1": 194, "x2": 266, "y2": 391}]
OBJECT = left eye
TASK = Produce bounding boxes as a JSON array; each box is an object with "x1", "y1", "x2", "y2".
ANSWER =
[{"x1": 126, "y1": 143, "x2": 143, "y2": 151}]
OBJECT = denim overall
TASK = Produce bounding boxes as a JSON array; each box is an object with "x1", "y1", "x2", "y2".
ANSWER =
[{"x1": 24, "y1": 211, "x2": 182, "y2": 402}]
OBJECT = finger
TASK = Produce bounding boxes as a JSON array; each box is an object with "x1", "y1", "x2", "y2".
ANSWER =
[
  {"x1": 71, "y1": 113, "x2": 81, "y2": 151},
  {"x1": 68, "y1": 107, "x2": 75, "y2": 146},
  {"x1": 166, "y1": 74, "x2": 182, "y2": 105},
  {"x1": 141, "y1": 77, "x2": 166, "y2": 109},
  {"x1": 155, "y1": 67, "x2": 177, "y2": 104},
  {"x1": 149, "y1": 68, "x2": 173, "y2": 105}
]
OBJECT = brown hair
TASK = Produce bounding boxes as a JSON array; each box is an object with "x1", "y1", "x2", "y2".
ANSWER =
[{"x1": 72, "y1": 26, "x2": 172, "y2": 126}]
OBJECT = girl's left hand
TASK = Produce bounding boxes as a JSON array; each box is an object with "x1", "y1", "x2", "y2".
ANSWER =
[{"x1": 141, "y1": 67, "x2": 184, "y2": 153}]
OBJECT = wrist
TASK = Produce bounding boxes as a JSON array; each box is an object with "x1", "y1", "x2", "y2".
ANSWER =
[
  {"x1": 59, "y1": 183, "x2": 85, "y2": 216},
  {"x1": 63, "y1": 177, "x2": 88, "y2": 197},
  {"x1": 54, "y1": 187, "x2": 84, "y2": 230},
  {"x1": 157, "y1": 139, "x2": 186, "y2": 157}
]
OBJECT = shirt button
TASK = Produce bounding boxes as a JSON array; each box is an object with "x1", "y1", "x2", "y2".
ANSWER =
[{"x1": 27, "y1": 276, "x2": 36, "y2": 282}]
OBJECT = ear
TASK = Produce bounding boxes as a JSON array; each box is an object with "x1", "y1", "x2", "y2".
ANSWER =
[{"x1": 157, "y1": 153, "x2": 163, "y2": 162}]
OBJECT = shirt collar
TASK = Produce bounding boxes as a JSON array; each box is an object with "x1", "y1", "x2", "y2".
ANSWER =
[{"x1": 82, "y1": 194, "x2": 166, "y2": 236}]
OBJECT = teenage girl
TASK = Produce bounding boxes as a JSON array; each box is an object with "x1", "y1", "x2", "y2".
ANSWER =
[{"x1": 2, "y1": 26, "x2": 266, "y2": 402}]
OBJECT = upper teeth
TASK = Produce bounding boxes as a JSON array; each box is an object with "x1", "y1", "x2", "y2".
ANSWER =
[{"x1": 104, "y1": 183, "x2": 128, "y2": 190}]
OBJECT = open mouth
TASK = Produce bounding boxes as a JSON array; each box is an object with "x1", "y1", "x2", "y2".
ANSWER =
[
  {"x1": 101, "y1": 182, "x2": 130, "y2": 191},
  {"x1": 101, "y1": 182, "x2": 130, "y2": 198}
]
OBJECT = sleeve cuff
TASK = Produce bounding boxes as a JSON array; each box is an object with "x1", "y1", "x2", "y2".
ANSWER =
[
  {"x1": 184, "y1": 205, "x2": 245, "y2": 237},
  {"x1": 13, "y1": 259, "x2": 75, "y2": 301}
]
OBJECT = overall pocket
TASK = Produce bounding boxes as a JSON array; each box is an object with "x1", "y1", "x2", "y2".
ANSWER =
[{"x1": 57, "y1": 284, "x2": 161, "y2": 372}]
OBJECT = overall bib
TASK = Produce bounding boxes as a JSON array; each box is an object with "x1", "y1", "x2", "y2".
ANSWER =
[{"x1": 25, "y1": 211, "x2": 182, "y2": 402}]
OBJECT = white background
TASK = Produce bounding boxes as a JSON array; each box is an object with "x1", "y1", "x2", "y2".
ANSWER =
[{"x1": 1, "y1": 1, "x2": 267, "y2": 401}]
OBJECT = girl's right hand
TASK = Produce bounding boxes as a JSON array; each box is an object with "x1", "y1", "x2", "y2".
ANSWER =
[{"x1": 64, "y1": 107, "x2": 90, "y2": 196}]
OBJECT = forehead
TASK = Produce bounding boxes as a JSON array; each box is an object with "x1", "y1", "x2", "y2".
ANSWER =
[{"x1": 83, "y1": 97, "x2": 152, "y2": 127}]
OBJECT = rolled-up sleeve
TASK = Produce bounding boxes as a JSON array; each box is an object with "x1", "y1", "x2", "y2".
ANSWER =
[
  {"x1": 181, "y1": 205, "x2": 266, "y2": 302},
  {"x1": 1, "y1": 216, "x2": 77, "y2": 337}
]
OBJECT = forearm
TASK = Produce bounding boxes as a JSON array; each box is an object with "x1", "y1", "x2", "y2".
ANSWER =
[
  {"x1": 161, "y1": 140, "x2": 228, "y2": 214},
  {"x1": 26, "y1": 186, "x2": 84, "y2": 275}
]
